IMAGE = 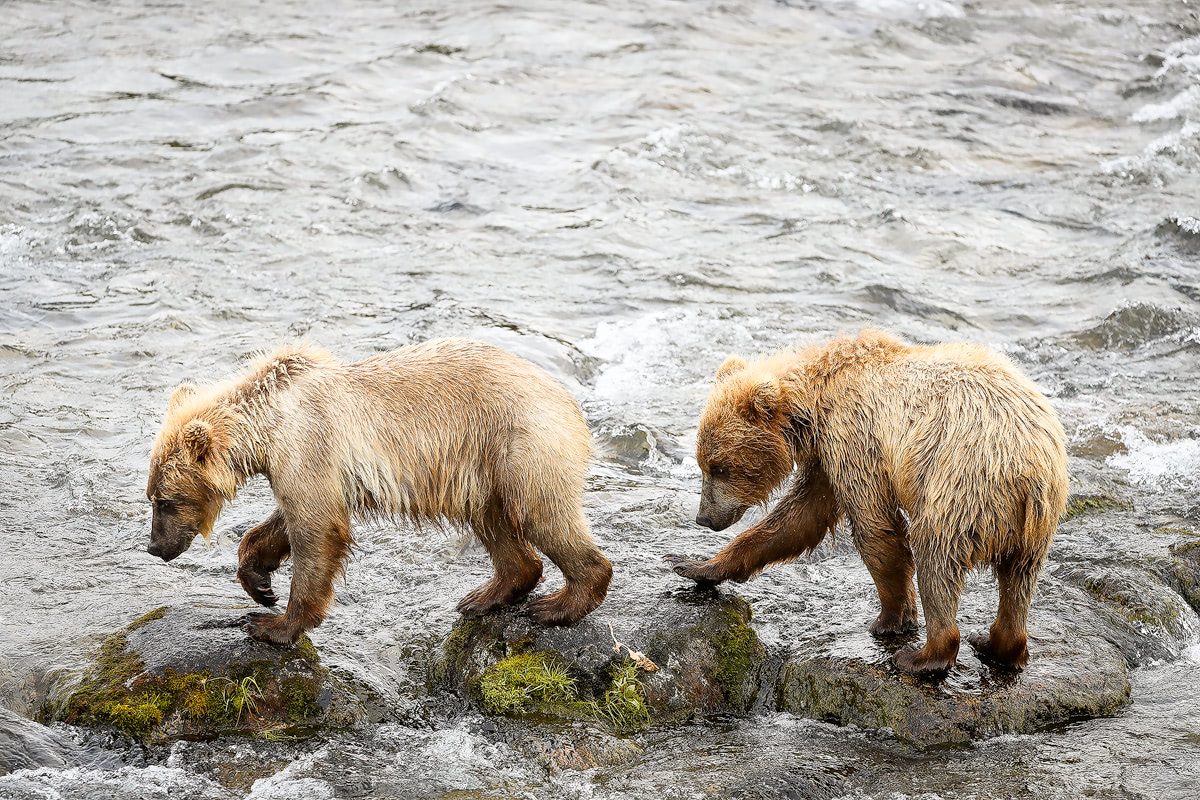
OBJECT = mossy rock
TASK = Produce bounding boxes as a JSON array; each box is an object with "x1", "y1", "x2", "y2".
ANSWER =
[
  {"x1": 1061, "y1": 491, "x2": 1132, "y2": 522},
  {"x1": 44, "y1": 606, "x2": 365, "y2": 743},
  {"x1": 1169, "y1": 539, "x2": 1200, "y2": 613},
  {"x1": 432, "y1": 591, "x2": 767, "y2": 728},
  {"x1": 775, "y1": 614, "x2": 1130, "y2": 746},
  {"x1": 1055, "y1": 564, "x2": 1198, "y2": 665}
]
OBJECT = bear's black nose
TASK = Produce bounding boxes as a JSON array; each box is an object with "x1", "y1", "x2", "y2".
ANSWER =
[
  {"x1": 147, "y1": 542, "x2": 163, "y2": 558},
  {"x1": 695, "y1": 514, "x2": 714, "y2": 529}
]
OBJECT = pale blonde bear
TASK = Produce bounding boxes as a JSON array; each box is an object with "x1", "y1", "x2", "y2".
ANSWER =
[
  {"x1": 147, "y1": 339, "x2": 612, "y2": 644},
  {"x1": 669, "y1": 329, "x2": 1068, "y2": 674}
]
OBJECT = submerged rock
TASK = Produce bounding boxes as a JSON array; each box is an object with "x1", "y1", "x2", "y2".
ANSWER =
[
  {"x1": 44, "y1": 606, "x2": 364, "y2": 743},
  {"x1": 1056, "y1": 563, "x2": 1198, "y2": 665},
  {"x1": 0, "y1": 707, "x2": 73, "y2": 776},
  {"x1": 433, "y1": 590, "x2": 768, "y2": 730},
  {"x1": 1169, "y1": 539, "x2": 1200, "y2": 613}
]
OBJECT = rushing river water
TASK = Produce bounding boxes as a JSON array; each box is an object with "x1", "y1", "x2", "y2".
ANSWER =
[{"x1": 3, "y1": 0, "x2": 1200, "y2": 797}]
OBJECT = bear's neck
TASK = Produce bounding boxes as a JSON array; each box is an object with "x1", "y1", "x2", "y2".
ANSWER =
[{"x1": 213, "y1": 383, "x2": 290, "y2": 488}]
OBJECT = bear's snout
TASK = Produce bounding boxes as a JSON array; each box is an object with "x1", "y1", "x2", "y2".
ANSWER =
[
  {"x1": 147, "y1": 540, "x2": 183, "y2": 562},
  {"x1": 695, "y1": 514, "x2": 715, "y2": 529}
]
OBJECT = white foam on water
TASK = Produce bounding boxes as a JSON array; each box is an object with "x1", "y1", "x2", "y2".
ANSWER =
[
  {"x1": 1102, "y1": 120, "x2": 1200, "y2": 178},
  {"x1": 0, "y1": 764, "x2": 221, "y2": 799},
  {"x1": 245, "y1": 742, "x2": 334, "y2": 800},
  {"x1": 1154, "y1": 35, "x2": 1200, "y2": 80},
  {"x1": 1168, "y1": 215, "x2": 1200, "y2": 235},
  {"x1": 818, "y1": 0, "x2": 963, "y2": 21},
  {"x1": 1132, "y1": 85, "x2": 1200, "y2": 123},
  {"x1": 1107, "y1": 426, "x2": 1200, "y2": 492}
]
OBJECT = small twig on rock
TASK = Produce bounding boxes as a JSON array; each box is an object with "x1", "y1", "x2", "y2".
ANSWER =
[{"x1": 608, "y1": 622, "x2": 659, "y2": 672}]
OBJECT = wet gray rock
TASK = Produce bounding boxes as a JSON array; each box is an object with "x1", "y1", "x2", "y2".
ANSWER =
[
  {"x1": 503, "y1": 719, "x2": 644, "y2": 772},
  {"x1": 433, "y1": 589, "x2": 768, "y2": 727},
  {"x1": 0, "y1": 707, "x2": 72, "y2": 776},
  {"x1": 1056, "y1": 563, "x2": 1198, "y2": 665},
  {"x1": 45, "y1": 606, "x2": 365, "y2": 743},
  {"x1": 721, "y1": 767, "x2": 854, "y2": 800},
  {"x1": 1169, "y1": 538, "x2": 1200, "y2": 612},
  {"x1": 770, "y1": 572, "x2": 1132, "y2": 746},
  {"x1": 427, "y1": 523, "x2": 1200, "y2": 748}
]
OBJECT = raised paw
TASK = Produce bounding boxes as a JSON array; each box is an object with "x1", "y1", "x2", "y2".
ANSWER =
[
  {"x1": 663, "y1": 554, "x2": 723, "y2": 588},
  {"x1": 967, "y1": 630, "x2": 1028, "y2": 670},
  {"x1": 893, "y1": 644, "x2": 955, "y2": 676},
  {"x1": 237, "y1": 564, "x2": 278, "y2": 607},
  {"x1": 242, "y1": 612, "x2": 296, "y2": 646}
]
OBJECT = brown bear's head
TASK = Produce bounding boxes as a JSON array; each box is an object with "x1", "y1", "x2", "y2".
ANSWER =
[
  {"x1": 694, "y1": 356, "x2": 794, "y2": 531},
  {"x1": 145, "y1": 383, "x2": 237, "y2": 562}
]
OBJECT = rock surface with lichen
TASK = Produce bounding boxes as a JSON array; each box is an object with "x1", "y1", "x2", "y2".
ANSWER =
[
  {"x1": 43, "y1": 606, "x2": 365, "y2": 743},
  {"x1": 433, "y1": 589, "x2": 767, "y2": 732},
  {"x1": 435, "y1": 515, "x2": 1183, "y2": 747}
]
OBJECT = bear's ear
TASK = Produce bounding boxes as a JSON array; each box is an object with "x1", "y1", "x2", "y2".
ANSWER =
[
  {"x1": 716, "y1": 357, "x2": 746, "y2": 380},
  {"x1": 741, "y1": 379, "x2": 781, "y2": 426},
  {"x1": 168, "y1": 382, "x2": 198, "y2": 411},
  {"x1": 181, "y1": 418, "x2": 215, "y2": 462}
]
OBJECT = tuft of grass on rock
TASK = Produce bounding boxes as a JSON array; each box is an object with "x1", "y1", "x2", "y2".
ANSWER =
[
  {"x1": 477, "y1": 652, "x2": 653, "y2": 731},
  {"x1": 588, "y1": 661, "x2": 651, "y2": 731},
  {"x1": 479, "y1": 652, "x2": 578, "y2": 714}
]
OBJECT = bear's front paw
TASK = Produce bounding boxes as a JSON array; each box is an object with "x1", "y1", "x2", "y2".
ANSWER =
[
  {"x1": 237, "y1": 564, "x2": 278, "y2": 607},
  {"x1": 242, "y1": 612, "x2": 296, "y2": 646},
  {"x1": 663, "y1": 554, "x2": 723, "y2": 588}
]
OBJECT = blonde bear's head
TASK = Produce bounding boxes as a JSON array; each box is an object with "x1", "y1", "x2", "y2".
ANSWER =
[
  {"x1": 145, "y1": 382, "x2": 239, "y2": 562},
  {"x1": 694, "y1": 356, "x2": 795, "y2": 531}
]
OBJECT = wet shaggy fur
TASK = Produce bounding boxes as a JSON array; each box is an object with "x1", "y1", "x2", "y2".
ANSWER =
[
  {"x1": 147, "y1": 339, "x2": 612, "y2": 644},
  {"x1": 668, "y1": 329, "x2": 1068, "y2": 675}
]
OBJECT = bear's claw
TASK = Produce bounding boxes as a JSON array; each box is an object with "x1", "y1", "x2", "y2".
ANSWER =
[
  {"x1": 237, "y1": 564, "x2": 278, "y2": 607},
  {"x1": 663, "y1": 554, "x2": 722, "y2": 588},
  {"x1": 525, "y1": 591, "x2": 588, "y2": 627}
]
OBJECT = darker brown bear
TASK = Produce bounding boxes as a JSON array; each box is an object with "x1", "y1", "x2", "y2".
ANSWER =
[
  {"x1": 147, "y1": 339, "x2": 612, "y2": 644},
  {"x1": 668, "y1": 329, "x2": 1068, "y2": 674}
]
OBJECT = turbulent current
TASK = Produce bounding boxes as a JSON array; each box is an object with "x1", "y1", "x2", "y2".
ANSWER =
[{"x1": 2, "y1": 0, "x2": 1200, "y2": 797}]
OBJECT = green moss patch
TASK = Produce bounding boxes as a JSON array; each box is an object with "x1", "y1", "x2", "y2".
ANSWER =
[
  {"x1": 477, "y1": 652, "x2": 652, "y2": 732},
  {"x1": 479, "y1": 652, "x2": 578, "y2": 714},
  {"x1": 591, "y1": 661, "x2": 651, "y2": 731},
  {"x1": 711, "y1": 606, "x2": 766, "y2": 706},
  {"x1": 1061, "y1": 494, "x2": 1132, "y2": 521}
]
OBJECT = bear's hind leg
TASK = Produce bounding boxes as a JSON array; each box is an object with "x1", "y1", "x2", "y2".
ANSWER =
[
  {"x1": 457, "y1": 506, "x2": 544, "y2": 617},
  {"x1": 895, "y1": 544, "x2": 965, "y2": 675},
  {"x1": 524, "y1": 506, "x2": 612, "y2": 627},
  {"x1": 237, "y1": 510, "x2": 291, "y2": 607},
  {"x1": 969, "y1": 553, "x2": 1040, "y2": 669}
]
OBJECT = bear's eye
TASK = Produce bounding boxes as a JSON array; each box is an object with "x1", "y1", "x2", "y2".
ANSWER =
[
  {"x1": 155, "y1": 497, "x2": 176, "y2": 514},
  {"x1": 709, "y1": 465, "x2": 730, "y2": 479}
]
